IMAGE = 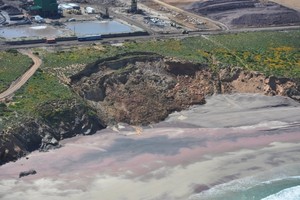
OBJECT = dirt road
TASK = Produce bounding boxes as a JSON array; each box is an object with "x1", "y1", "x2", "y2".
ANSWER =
[
  {"x1": 0, "y1": 50, "x2": 42, "y2": 101},
  {"x1": 151, "y1": 0, "x2": 229, "y2": 30}
]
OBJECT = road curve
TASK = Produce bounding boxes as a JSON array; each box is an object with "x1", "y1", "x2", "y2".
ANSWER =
[{"x1": 0, "y1": 50, "x2": 42, "y2": 101}]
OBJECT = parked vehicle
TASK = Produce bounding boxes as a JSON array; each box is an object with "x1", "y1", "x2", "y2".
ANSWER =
[{"x1": 46, "y1": 38, "x2": 56, "y2": 44}]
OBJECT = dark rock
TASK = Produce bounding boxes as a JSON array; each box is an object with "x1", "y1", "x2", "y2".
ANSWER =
[
  {"x1": 268, "y1": 76, "x2": 277, "y2": 91},
  {"x1": 19, "y1": 169, "x2": 37, "y2": 178},
  {"x1": 39, "y1": 134, "x2": 61, "y2": 152},
  {"x1": 287, "y1": 88, "x2": 300, "y2": 101},
  {"x1": 0, "y1": 99, "x2": 105, "y2": 165}
]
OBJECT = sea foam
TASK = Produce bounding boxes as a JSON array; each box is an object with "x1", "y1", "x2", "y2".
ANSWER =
[{"x1": 261, "y1": 185, "x2": 300, "y2": 200}]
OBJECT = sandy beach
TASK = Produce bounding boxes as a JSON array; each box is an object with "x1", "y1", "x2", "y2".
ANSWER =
[{"x1": 1, "y1": 94, "x2": 300, "y2": 200}]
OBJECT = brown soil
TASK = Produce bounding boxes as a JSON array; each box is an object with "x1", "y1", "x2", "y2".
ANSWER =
[
  {"x1": 70, "y1": 53, "x2": 300, "y2": 126},
  {"x1": 270, "y1": 0, "x2": 300, "y2": 11},
  {"x1": 141, "y1": 0, "x2": 220, "y2": 30},
  {"x1": 1, "y1": 52, "x2": 300, "y2": 166}
]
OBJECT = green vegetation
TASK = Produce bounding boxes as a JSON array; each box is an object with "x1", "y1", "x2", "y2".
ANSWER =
[
  {"x1": 40, "y1": 46, "x2": 108, "y2": 69},
  {"x1": 9, "y1": 70, "x2": 74, "y2": 114},
  {"x1": 124, "y1": 39, "x2": 210, "y2": 63},
  {"x1": 1, "y1": 29, "x2": 299, "y2": 130},
  {"x1": 1, "y1": 70, "x2": 77, "y2": 127},
  {"x1": 123, "y1": 30, "x2": 300, "y2": 77},
  {"x1": 4, "y1": 30, "x2": 298, "y2": 81},
  {"x1": 0, "y1": 50, "x2": 32, "y2": 92},
  {"x1": 183, "y1": 31, "x2": 300, "y2": 77}
]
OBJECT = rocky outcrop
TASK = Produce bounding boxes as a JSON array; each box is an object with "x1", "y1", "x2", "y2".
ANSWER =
[
  {"x1": 19, "y1": 169, "x2": 37, "y2": 178},
  {"x1": 219, "y1": 67, "x2": 300, "y2": 99},
  {"x1": 1, "y1": 52, "x2": 300, "y2": 165},
  {"x1": 0, "y1": 100, "x2": 104, "y2": 165},
  {"x1": 71, "y1": 53, "x2": 300, "y2": 126},
  {"x1": 39, "y1": 134, "x2": 61, "y2": 152}
]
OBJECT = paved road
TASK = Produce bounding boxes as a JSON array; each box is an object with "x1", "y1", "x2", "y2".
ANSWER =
[
  {"x1": 0, "y1": 24, "x2": 299, "y2": 51},
  {"x1": 0, "y1": 50, "x2": 42, "y2": 101}
]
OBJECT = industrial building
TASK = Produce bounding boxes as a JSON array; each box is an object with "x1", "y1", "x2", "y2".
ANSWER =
[
  {"x1": 131, "y1": 0, "x2": 137, "y2": 13},
  {"x1": 30, "y1": 0, "x2": 58, "y2": 17}
]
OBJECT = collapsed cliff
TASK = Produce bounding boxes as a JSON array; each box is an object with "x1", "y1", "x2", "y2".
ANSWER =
[
  {"x1": 1, "y1": 52, "x2": 300, "y2": 165},
  {"x1": 71, "y1": 52, "x2": 300, "y2": 126}
]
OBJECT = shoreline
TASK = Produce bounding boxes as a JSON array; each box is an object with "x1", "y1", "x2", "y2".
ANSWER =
[
  {"x1": 1, "y1": 94, "x2": 300, "y2": 200},
  {"x1": 1, "y1": 128, "x2": 300, "y2": 199}
]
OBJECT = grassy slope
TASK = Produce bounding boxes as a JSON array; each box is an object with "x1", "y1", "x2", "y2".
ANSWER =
[
  {"x1": 125, "y1": 30, "x2": 300, "y2": 77},
  {"x1": 41, "y1": 30, "x2": 300, "y2": 76},
  {"x1": 10, "y1": 70, "x2": 74, "y2": 114},
  {"x1": 1, "y1": 30, "x2": 300, "y2": 129},
  {"x1": 0, "y1": 51, "x2": 32, "y2": 93}
]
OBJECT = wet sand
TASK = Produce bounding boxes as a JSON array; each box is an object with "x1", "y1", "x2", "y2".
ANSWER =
[{"x1": 0, "y1": 94, "x2": 300, "y2": 200}]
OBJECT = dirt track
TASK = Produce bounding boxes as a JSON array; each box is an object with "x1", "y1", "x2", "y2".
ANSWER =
[
  {"x1": 0, "y1": 50, "x2": 42, "y2": 101},
  {"x1": 160, "y1": 0, "x2": 300, "y2": 28},
  {"x1": 270, "y1": 0, "x2": 300, "y2": 11},
  {"x1": 152, "y1": 0, "x2": 229, "y2": 30}
]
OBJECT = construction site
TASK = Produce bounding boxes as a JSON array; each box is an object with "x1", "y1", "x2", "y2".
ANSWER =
[{"x1": 0, "y1": 0, "x2": 300, "y2": 43}]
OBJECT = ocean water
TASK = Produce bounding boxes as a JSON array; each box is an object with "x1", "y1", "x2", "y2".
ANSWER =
[
  {"x1": 190, "y1": 174, "x2": 300, "y2": 200},
  {"x1": 1, "y1": 94, "x2": 300, "y2": 200},
  {"x1": 187, "y1": 142, "x2": 300, "y2": 200},
  {"x1": 262, "y1": 185, "x2": 300, "y2": 200}
]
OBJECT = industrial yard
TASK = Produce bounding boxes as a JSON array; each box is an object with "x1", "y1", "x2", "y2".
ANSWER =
[
  {"x1": 1, "y1": 1, "x2": 300, "y2": 200},
  {"x1": 0, "y1": 0, "x2": 300, "y2": 44}
]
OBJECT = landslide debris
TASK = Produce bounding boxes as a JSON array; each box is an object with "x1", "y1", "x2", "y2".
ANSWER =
[
  {"x1": 71, "y1": 52, "x2": 300, "y2": 126},
  {"x1": 71, "y1": 52, "x2": 210, "y2": 125},
  {"x1": 1, "y1": 52, "x2": 300, "y2": 166}
]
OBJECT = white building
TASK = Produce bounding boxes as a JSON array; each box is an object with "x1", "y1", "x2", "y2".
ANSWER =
[
  {"x1": 58, "y1": 4, "x2": 73, "y2": 11},
  {"x1": 68, "y1": 3, "x2": 80, "y2": 10},
  {"x1": 85, "y1": 7, "x2": 95, "y2": 14},
  {"x1": 58, "y1": 3, "x2": 80, "y2": 11}
]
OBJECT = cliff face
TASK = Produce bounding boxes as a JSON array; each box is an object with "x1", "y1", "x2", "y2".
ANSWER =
[
  {"x1": 0, "y1": 100, "x2": 104, "y2": 165},
  {"x1": 1, "y1": 52, "x2": 300, "y2": 165},
  {"x1": 71, "y1": 52, "x2": 300, "y2": 126}
]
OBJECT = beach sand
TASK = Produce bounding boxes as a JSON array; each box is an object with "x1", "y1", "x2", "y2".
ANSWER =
[{"x1": 1, "y1": 94, "x2": 300, "y2": 200}]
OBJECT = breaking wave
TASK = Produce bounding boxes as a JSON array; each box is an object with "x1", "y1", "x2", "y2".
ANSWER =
[
  {"x1": 261, "y1": 185, "x2": 300, "y2": 200},
  {"x1": 189, "y1": 175, "x2": 300, "y2": 200}
]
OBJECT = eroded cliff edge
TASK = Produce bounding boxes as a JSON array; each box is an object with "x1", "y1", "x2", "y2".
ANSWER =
[
  {"x1": 1, "y1": 52, "x2": 300, "y2": 165},
  {"x1": 71, "y1": 52, "x2": 300, "y2": 126}
]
